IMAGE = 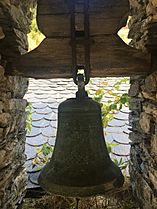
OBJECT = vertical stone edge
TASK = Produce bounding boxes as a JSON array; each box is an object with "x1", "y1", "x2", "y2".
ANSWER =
[
  {"x1": 128, "y1": 1, "x2": 157, "y2": 208},
  {"x1": 0, "y1": 0, "x2": 36, "y2": 208},
  {"x1": 129, "y1": 74, "x2": 157, "y2": 209},
  {"x1": 0, "y1": 65, "x2": 29, "y2": 209}
]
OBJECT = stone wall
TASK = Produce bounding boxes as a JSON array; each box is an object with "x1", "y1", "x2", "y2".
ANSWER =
[
  {"x1": 128, "y1": 1, "x2": 157, "y2": 208},
  {"x1": 129, "y1": 74, "x2": 157, "y2": 209},
  {"x1": 0, "y1": 65, "x2": 28, "y2": 209},
  {"x1": 0, "y1": 0, "x2": 36, "y2": 58},
  {"x1": 0, "y1": 1, "x2": 35, "y2": 208},
  {"x1": 129, "y1": 0, "x2": 157, "y2": 52}
]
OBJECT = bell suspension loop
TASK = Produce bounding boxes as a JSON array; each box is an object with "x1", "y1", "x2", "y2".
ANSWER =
[{"x1": 75, "y1": 69, "x2": 88, "y2": 99}]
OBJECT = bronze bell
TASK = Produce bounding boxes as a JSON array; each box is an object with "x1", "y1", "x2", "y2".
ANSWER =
[{"x1": 38, "y1": 77, "x2": 124, "y2": 197}]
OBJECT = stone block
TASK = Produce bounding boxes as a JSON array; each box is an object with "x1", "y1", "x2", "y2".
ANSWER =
[
  {"x1": 142, "y1": 91, "x2": 157, "y2": 101},
  {"x1": 0, "y1": 167, "x2": 27, "y2": 209},
  {"x1": 149, "y1": 168, "x2": 157, "y2": 190},
  {"x1": 0, "y1": 27, "x2": 5, "y2": 39},
  {"x1": 142, "y1": 177, "x2": 157, "y2": 209},
  {"x1": 151, "y1": 135, "x2": 157, "y2": 153},
  {"x1": 129, "y1": 131, "x2": 142, "y2": 143},
  {"x1": 129, "y1": 80, "x2": 140, "y2": 97},
  {"x1": 6, "y1": 77, "x2": 28, "y2": 98},
  {"x1": 4, "y1": 99, "x2": 27, "y2": 113},
  {"x1": 129, "y1": 112, "x2": 143, "y2": 132},
  {"x1": 0, "y1": 101, "x2": 3, "y2": 113},
  {"x1": 0, "y1": 113, "x2": 11, "y2": 128},
  {"x1": 146, "y1": 3, "x2": 155, "y2": 15},
  {"x1": 0, "y1": 65, "x2": 5, "y2": 81},
  {"x1": 0, "y1": 167, "x2": 13, "y2": 189},
  {"x1": 143, "y1": 104, "x2": 157, "y2": 121},
  {"x1": 152, "y1": 0, "x2": 157, "y2": 7},
  {"x1": 0, "y1": 128, "x2": 3, "y2": 139},
  {"x1": 129, "y1": 97, "x2": 142, "y2": 111},
  {"x1": 144, "y1": 72, "x2": 157, "y2": 93},
  {"x1": 0, "y1": 92, "x2": 12, "y2": 101},
  {"x1": 0, "y1": 141, "x2": 18, "y2": 169},
  {"x1": 139, "y1": 112, "x2": 152, "y2": 134},
  {"x1": 0, "y1": 150, "x2": 6, "y2": 166}
]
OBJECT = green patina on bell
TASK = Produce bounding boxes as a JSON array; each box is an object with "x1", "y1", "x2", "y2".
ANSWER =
[{"x1": 38, "y1": 77, "x2": 124, "y2": 197}]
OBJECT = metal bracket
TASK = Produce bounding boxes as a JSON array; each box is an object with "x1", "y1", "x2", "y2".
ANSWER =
[{"x1": 70, "y1": 0, "x2": 90, "y2": 85}]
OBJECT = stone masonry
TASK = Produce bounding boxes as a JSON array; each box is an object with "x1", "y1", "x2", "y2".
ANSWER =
[
  {"x1": 129, "y1": 74, "x2": 157, "y2": 209},
  {"x1": 0, "y1": 0, "x2": 35, "y2": 208},
  {"x1": 129, "y1": 1, "x2": 157, "y2": 208},
  {"x1": 0, "y1": 65, "x2": 28, "y2": 209},
  {"x1": 129, "y1": 0, "x2": 157, "y2": 52}
]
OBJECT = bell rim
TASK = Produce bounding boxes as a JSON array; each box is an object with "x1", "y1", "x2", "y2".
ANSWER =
[{"x1": 38, "y1": 175, "x2": 124, "y2": 198}]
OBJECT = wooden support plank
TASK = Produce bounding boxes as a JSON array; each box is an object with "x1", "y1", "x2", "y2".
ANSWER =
[
  {"x1": 38, "y1": 0, "x2": 129, "y2": 14},
  {"x1": 37, "y1": 0, "x2": 70, "y2": 14},
  {"x1": 7, "y1": 35, "x2": 152, "y2": 79},
  {"x1": 7, "y1": 38, "x2": 72, "y2": 78},
  {"x1": 37, "y1": 0, "x2": 129, "y2": 37},
  {"x1": 90, "y1": 36, "x2": 151, "y2": 73},
  {"x1": 37, "y1": 14, "x2": 71, "y2": 37},
  {"x1": 37, "y1": 14, "x2": 127, "y2": 37}
]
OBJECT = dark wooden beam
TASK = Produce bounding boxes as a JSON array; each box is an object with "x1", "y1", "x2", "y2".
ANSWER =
[
  {"x1": 7, "y1": 35, "x2": 151, "y2": 79},
  {"x1": 4, "y1": 0, "x2": 153, "y2": 78},
  {"x1": 37, "y1": 0, "x2": 129, "y2": 14},
  {"x1": 37, "y1": 0, "x2": 129, "y2": 37}
]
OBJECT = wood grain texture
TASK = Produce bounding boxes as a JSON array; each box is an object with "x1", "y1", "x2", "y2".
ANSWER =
[
  {"x1": 37, "y1": 0, "x2": 129, "y2": 14},
  {"x1": 37, "y1": 14, "x2": 127, "y2": 37},
  {"x1": 9, "y1": 38, "x2": 72, "y2": 78},
  {"x1": 90, "y1": 36, "x2": 151, "y2": 72},
  {"x1": 8, "y1": 35, "x2": 151, "y2": 79},
  {"x1": 37, "y1": 0, "x2": 129, "y2": 37},
  {"x1": 6, "y1": 0, "x2": 153, "y2": 78}
]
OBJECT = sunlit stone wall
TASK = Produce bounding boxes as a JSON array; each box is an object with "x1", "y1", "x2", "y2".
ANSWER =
[
  {"x1": 0, "y1": 1, "x2": 36, "y2": 208},
  {"x1": 129, "y1": 1, "x2": 157, "y2": 208}
]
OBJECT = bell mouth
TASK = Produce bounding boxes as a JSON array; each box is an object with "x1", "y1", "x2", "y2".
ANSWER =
[
  {"x1": 38, "y1": 172, "x2": 124, "y2": 198},
  {"x1": 38, "y1": 161, "x2": 124, "y2": 197}
]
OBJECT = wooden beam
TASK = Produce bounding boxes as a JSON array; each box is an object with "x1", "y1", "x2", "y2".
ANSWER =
[
  {"x1": 38, "y1": 0, "x2": 129, "y2": 15},
  {"x1": 37, "y1": 0, "x2": 129, "y2": 37},
  {"x1": 37, "y1": 14, "x2": 127, "y2": 37},
  {"x1": 90, "y1": 36, "x2": 151, "y2": 75},
  {"x1": 7, "y1": 35, "x2": 151, "y2": 79},
  {"x1": 5, "y1": 0, "x2": 153, "y2": 79}
]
